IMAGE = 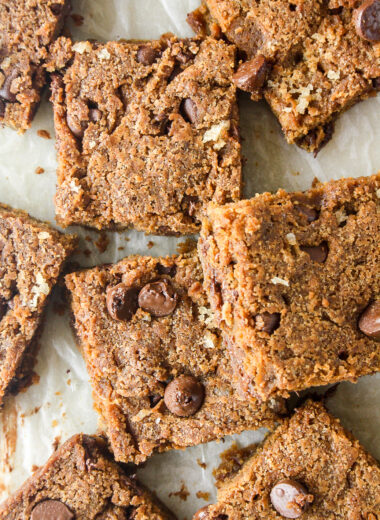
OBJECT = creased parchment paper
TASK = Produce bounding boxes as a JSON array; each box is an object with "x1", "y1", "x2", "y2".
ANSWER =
[{"x1": 0, "y1": 1, "x2": 379, "y2": 518}]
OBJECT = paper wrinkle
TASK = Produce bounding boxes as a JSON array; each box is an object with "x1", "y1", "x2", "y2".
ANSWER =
[{"x1": 0, "y1": 1, "x2": 379, "y2": 518}]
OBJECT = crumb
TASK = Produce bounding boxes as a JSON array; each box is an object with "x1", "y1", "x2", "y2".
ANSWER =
[
  {"x1": 55, "y1": 391, "x2": 61, "y2": 396},
  {"x1": 124, "y1": 236, "x2": 130, "y2": 242},
  {"x1": 35, "y1": 167, "x2": 45, "y2": 175},
  {"x1": 52, "y1": 436, "x2": 61, "y2": 451},
  {"x1": 176, "y1": 238, "x2": 197, "y2": 255},
  {"x1": 213, "y1": 442, "x2": 258, "y2": 488},
  {"x1": 71, "y1": 13, "x2": 84, "y2": 26},
  {"x1": 67, "y1": 379, "x2": 71, "y2": 386},
  {"x1": 196, "y1": 491, "x2": 210, "y2": 501},
  {"x1": 51, "y1": 420, "x2": 58, "y2": 427},
  {"x1": 31, "y1": 465, "x2": 40, "y2": 473},
  {"x1": 147, "y1": 240, "x2": 155, "y2": 249},
  {"x1": 94, "y1": 232, "x2": 109, "y2": 253},
  {"x1": 197, "y1": 459, "x2": 207, "y2": 469},
  {"x1": 37, "y1": 129, "x2": 51, "y2": 139},
  {"x1": 66, "y1": 369, "x2": 71, "y2": 374},
  {"x1": 169, "y1": 481, "x2": 190, "y2": 501},
  {"x1": 118, "y1": 246, "x2": 125, "y2": 251},
  {"x1": 312, "y1": 177, "x2": 321, "y2": 188}
]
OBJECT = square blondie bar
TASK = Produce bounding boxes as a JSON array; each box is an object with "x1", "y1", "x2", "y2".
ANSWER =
[
  {"x1": 0, "y1": 203, "x2": 76, "y2": 404},
  {"x1": 47, "y1": 35, "x2": 241, "y2": 234},
  {"x1": 66, "y1": 252, "x2": 284, "y2": 464},
  {"x1": 189, "y1": 0, "x2": 380, "y2": 153},
  {"x1": 199, "y1": 175, "x2": 380, "y2": 400},
  {"x1": 193, "y1": 401, "x2": 380, "y2": 519},
  {"x1": 0, "y1": 434, "x2": 174, "y2": 519},
  {"x1": 0, "y1": 0, "x2": 70, "y2": 131}
]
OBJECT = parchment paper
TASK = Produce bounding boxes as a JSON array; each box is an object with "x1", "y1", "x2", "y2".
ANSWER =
[{"x1": 0, "y1": 1, "x2": 379, "y2": 518}]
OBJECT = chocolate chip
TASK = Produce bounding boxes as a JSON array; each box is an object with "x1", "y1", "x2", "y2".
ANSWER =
[
  {"x1": 193, "y1": 506, "x2": 211, "y2": 520},
  {"x1": 0, "y1": 99, "x2": 5, "y2": 117},
  {"x1": 138, "y1": 280, "x2": 177, "y2": 317},
  {"x1": 300, "y1": 242, "x2": 328, "y2": 263},
  {"x1": 31, "y1": 500, "x2": 74, "y2": 520},
  {"x1": 66, "y1": 113, "x2": 88, "y2": 138},
  {"x1": 372, "y1": 77, "x2": 380, "y2": 89},
  {"x1": 149, "y1": 395, "x2": 162, "y2": 407},
  {"x1": 89, "y1": 108, "x2": 102, "y2": 122},
  {"x1": 233, "y1": 55, "x2": 270, "y2": 93},
  {"x1": 164, "y1": 375, "x2": 204, "y2": 416},
  {"x1": 180, "y1": 98, "x2": 198, "y2": 124},
  {"x1": 137, "y1": 45, "x2": 159, "y2": 65},
  {"x1": 354, "y1": 0, "x2": 380, "y2": 41},
  {"x1": 358, "y1": 301, "x2": 380, "y2": 340},
  {"x1": 0, "y1": 69, "x2": 18, "y2": 102},
  {"x1": 270, "y1": 480, "x2": 313, "y2": 518},
  {"x1": 106, "y1": 283, "x2": 138, "y2": 321},
  {"x1": 0, "y1": 298, "x2": 7, "y2": 320},
  {"x1": 156, "y1": 263, "x2": 177, "y2": 277},
  {"x1": 50, "y1": 3, "x2": 63, "y2": 15},
  {"x1": 255, "y1": 312, "x2": 281, "y2": 334},
  {"x1": 296, "y1": 204, "x2": 319, "y2": 222}
]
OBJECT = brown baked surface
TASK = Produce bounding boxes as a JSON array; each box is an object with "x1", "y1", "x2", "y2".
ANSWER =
[
  {"x1": 190, "y1": 0, "x2": 380, "y2": 153},
  {"x1": 47, "y1": 35, "x2": 241, "y2": 234},
  {"x1": 0, "y1": 433, "x2": 174, "y2": 519},
  {"x1": 199, "y1": 174, "x2": 380, "y2": 401},
  {"x1": 198, "y1": 400, "x2": 380, "y2": 519},
  {"x1": 0, "y1": 203, "x2": 77, "y2": 405},
  {"x1": 0, "y1": 0, "x2": 70, "y2": 131},
  {"x1": 65, "y1": 251, "x2": 284, "y2": 464}
]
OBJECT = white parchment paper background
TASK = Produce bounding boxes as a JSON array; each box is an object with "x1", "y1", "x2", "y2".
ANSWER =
[{"x1": 0, "y1": 1, "x2": 379, "y2": 518}]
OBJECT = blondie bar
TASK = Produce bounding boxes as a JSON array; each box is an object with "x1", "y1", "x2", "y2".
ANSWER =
[
  {"x1": 188, "y1": 0, "x2": 380, "y2": 154},
  {"x1": 199, "y1": 174, "x2": 380, "y2": 400},
  {"x1": 47, "y1": 35, "x2": 241, "y2": 234},
  {"x1": 65, "y1": 252, "x2": 284, "y2": 464}
]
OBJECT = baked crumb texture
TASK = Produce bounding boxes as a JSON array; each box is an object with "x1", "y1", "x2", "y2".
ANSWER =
[
  {"x1": 65, "y1": 252, "x2": 284, "y2": 464},
  {"x1": 0, "y1": 434, "x2": 175, "y2": 519},
  {"x1": 199, "y1": 174, "x2": 380, "y2": 401},
  {"x1": 195, "y1": 401, "x2": 380, "y2": 519},
  {"x1": 0, "y1": 203, "x2": 77, "y2": 405},
  {"x1": 47, "y1": 36, "x2": 242, "y2": 234},
  {"x1": 0, "y1": 0, "x2": 70, "y2": 131},
  {"x1": 189, "y1": 0, "x2": 380, "y2": 153}
]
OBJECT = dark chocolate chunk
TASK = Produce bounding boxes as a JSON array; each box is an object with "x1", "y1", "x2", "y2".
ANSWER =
[
  {"x1": 233, "y1": 55, "x2": 270, "y2": 93},
  {"x1": 66, "y1": 113, "x2": 88, "y2": 138},
  {"x1": 300, "y1": 242, "x2": 328, "y2": 263},
  {"x1": 0, "y1": 69, "x2": 18, "y2": 102},
  {"x1": 31, "y1": 499, "x2": 74, "y2": 520},
  {"x1": 164, "y1": 375, "x2": 204, "y2": 417},
  {"x1": 358, "y1": 300, "x2": 380, "y2": 339},
  {"x1": 106, "y1": 283, "x2": 138, "y2": 321},
  {"x1": 354, "y1": 0, "x2": 380, "y2": 42},
  {"x1": 137, "y1": 45, "x2": 159, "y2": 65},
  {"x1": 138, "y1": 279, "x2": 177, "y2": 317},
  {"x1": 180, "y1": 98, "x2": 198, "y2": 124},
  {"x1": 270, "y1": 479, "x2": 313, "y2": 518},
  {"x1": 255, "y1": 312, "x2": 281, "y2": 334}
]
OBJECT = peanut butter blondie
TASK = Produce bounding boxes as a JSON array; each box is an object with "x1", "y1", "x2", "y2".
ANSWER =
[
  {"x1": 65, "y1": 252, "x2": 284, "y2": 464},
  {"x1": 188, "y1": 0, "x2": 380, "y2": 154},
  {"x1": 0, "y1": 0, "x2": 71, "y2": 131},
  {"x1": 193, "y1": 400, "x2": 380, "y2": 519},
  {"x1": 199, "y1": 174, "x2": 380, "y2": 401},
  {"x1": 0, "y1": 203, "x2": 76, "y2": 404},
  {"x1": 47, "y1": 35, "x2": 241, "y2": 234},
  {"x1": 0, "y1": 433, "x2": 174, "y2": 519}
]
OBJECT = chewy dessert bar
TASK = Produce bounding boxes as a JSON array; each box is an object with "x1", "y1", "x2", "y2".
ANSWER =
[
  {"x1": 193, "y1": 400, "x2": 380, "y2": 519},
  {"x1": 188, "y1": 0, "x2": 380, "y2": 153},
  {"x1": 0, "y1": 203, "x2": 76, "y2": 404},
  {"x1": 199, "y1": 174, "x2": 380, "y2": 401},
  {"x1": 0, "y1": 0, "x2": 71, "y2": 131},
  {"x1": 0, "y1": 433, "x2": 175, "y2": 519},
  {"x1": 65, "y1": 251, "x2": 285, "y2": 464},
  {"x1": 47, "y1": 35, "x2": 241, "y2": 234}
]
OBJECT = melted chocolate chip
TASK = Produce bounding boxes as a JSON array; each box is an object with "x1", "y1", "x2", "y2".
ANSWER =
[
  {"x1": 255, "y1": 312, "x2": 281, "y2": 334},
  {"x1": 358, "y1": 301, "x2": 380, "y2": 340},
  {"x1": 296, "y1": 204, "x2": 319, "y2": 222},
  {"x1": 164, "y1": 375, "x2": 204, "y2": 417},
  {"x1": 138, "y1": 279, "x2": 177, "y2": 317},
  {"x1": 0, "y1": 69, "x2": 18, "y2": 102},
  {"x1": 233, "y1": 55, "x2": 270, "y2": 93},
  {"x1": 300, "y1": 242, "x2": 328, "y2": 263},
  {"x1": 180, "y1": 98, "x2": 198, "y2": 124},
  {"x1": 66, "y1": 113, "x2": 88, "y2": 138},
  {"x1": 270, "y1": 480, "x2": 313, "y2": 518},
  {"x1": 354, "y1": 0, "x2": 380, "y2": 41},
  {"x1": 137, "y1": 45, "x2": 159, "y2": 65},
  {"x1": 31, "y1": 500, "x2": 74, "y2": 520},
  {"x1": 193, "y1": 506, "x2": 211, "y2": 520},
  {"x1": 106, "y1": 283, "x2": 138, "y2": 321}
]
